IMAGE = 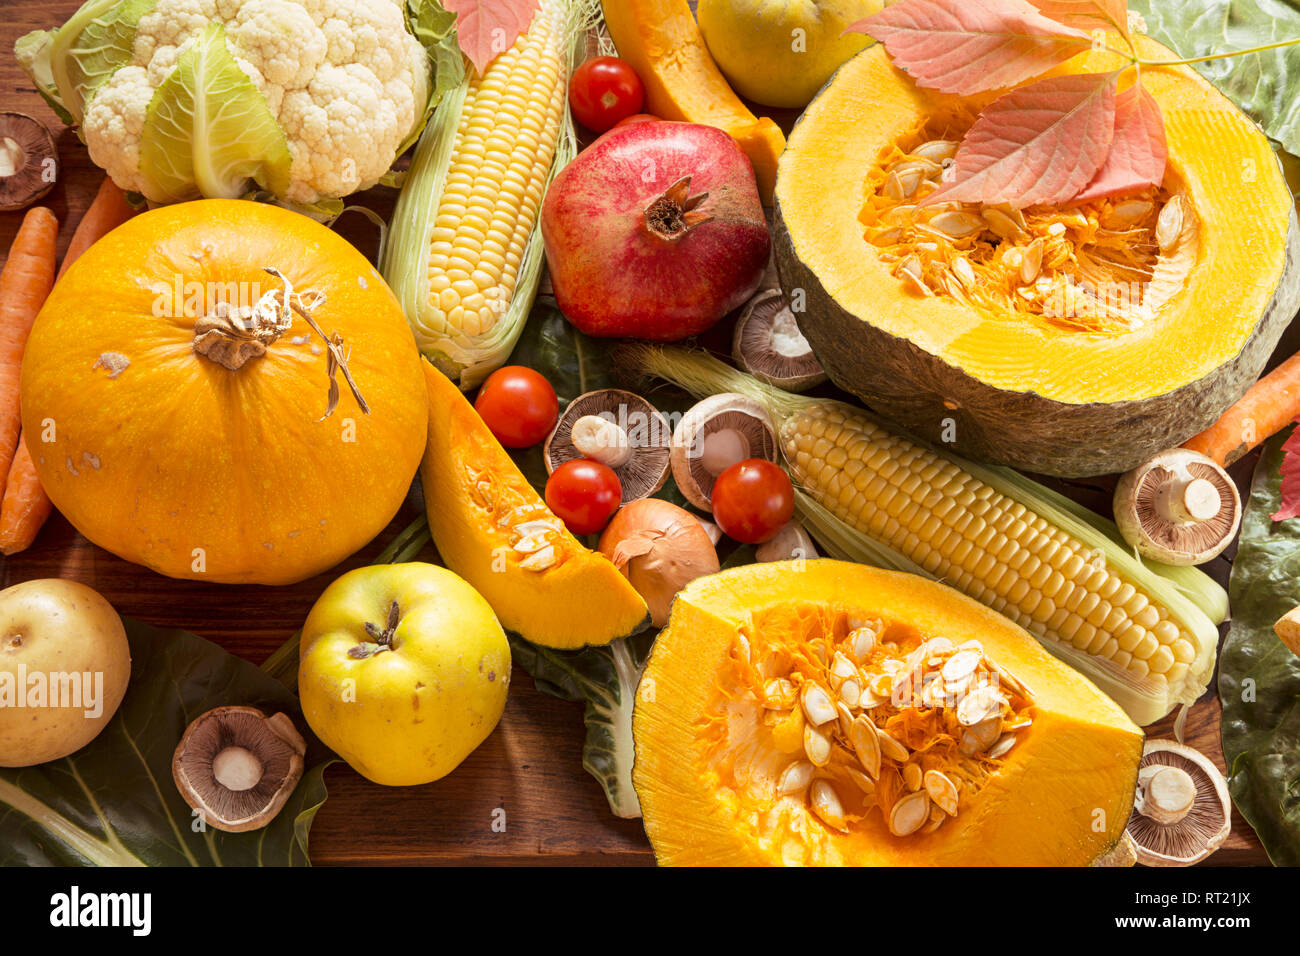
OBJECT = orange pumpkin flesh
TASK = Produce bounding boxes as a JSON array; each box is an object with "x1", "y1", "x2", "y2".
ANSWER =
[
  {"x1": 633, "y1": 561, "x2": 1143, "y2": 865},
  {"x1": 19, "y1": 199, "x2": 428, "y2": 585}
]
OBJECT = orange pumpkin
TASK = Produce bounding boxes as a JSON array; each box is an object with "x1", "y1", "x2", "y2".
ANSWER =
[{"x1": 20, "y1": 199, "x2": 428, "y2": 585}]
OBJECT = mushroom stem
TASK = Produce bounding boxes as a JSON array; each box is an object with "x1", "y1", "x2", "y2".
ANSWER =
[
  {"x1": 0, "y1": 137, "x2": 22, "y2": 177},
  {"x1": 212, "y1": 746, "x2": 264, "y2": 792},
  {"x1": 1155, "y1": 473, "x2": 1221, "y2": 524},
  {"x1": 1137, "y1": 765, "x2": 1196, "y2": 825},
  {"x1": 571, "y1": 414, "x2": 633, "y2": 467}
]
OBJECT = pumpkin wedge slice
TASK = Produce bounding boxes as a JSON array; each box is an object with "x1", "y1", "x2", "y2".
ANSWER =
[
  {"x1": 774, "y1": 37, "x2": 1300, "y2": 476},
  {"x1": 419, "y1": 361, "x2": 648, "y2": 648},
  {"x1": 633, "y1": 561, "x2": 1142, "y2": 865}
]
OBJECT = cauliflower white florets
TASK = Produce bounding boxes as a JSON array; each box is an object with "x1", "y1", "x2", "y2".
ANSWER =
[{"x1": 84, "y1": 0, "x2": 430, "y2": 204}]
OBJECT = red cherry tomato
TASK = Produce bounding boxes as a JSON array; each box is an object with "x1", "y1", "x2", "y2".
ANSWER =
[
  {"x1": 614, "y1": 113, "x2": 662, "y2": 127},
  {"x1": 569, "y1": 57, "x2": 645, "y2": 133},
  {"x1": 474, "y1": 366, "x2": 559, "y2": 448},
  {"x1": 545, "y1": 459, "x2": 623, "y2": 535},
  {"x1": 711, "y1": 459, "x2": 795, "y2": 544}
]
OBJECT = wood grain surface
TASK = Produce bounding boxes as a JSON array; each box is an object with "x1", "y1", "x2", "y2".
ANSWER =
[{"x1": 0, "y1": 0, "x2": 1272, "y2": 865}]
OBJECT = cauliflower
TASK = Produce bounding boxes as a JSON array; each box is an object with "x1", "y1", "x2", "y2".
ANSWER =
[{"x1": 23, "y1": 0, "x2": 436, "y2": 205}]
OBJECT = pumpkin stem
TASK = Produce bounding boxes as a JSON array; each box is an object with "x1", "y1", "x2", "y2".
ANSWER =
[
  {"x1": 643, "y1": 175, "x2": 713, "y2": 241},
  {"x1": 191, "y1": 267, "x2": 370, "y2": 420}
]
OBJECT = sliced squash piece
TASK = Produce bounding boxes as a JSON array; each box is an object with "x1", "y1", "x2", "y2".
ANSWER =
[
  {"x1": 419, "y1": 362, "x2": 648, "y2": 648},
  {"x1": 634, "y1": 561, "x2": 1143, "y2": 865},
  {"x1": 600, "y1": 0, "x2": 786, "y2": 203},
  {"x1": 773, "y1": 37, "x2": 1300, "y2": 477}
]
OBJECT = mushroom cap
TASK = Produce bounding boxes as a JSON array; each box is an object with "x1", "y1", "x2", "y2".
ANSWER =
[
  {"x1": 544, "y1": 389, "x2": 671, "y2": 503},
  {"x1": 670, "y1": 393, "x2": 777, "y2": 511},
  {"x1": 172, "y1": 705, "x2": 307, "y2": 833},
  {"x1": 0, "y1": 112, "x2": 56, "y2": 212},
  {"x1": 1113, "y1": 449, "x2": 1241, "y2": 565},
  {"x1": 732, "y1": 289, "x2": 827, "y2": 392},
  {"x1": 1126, "y1": 739, "x2": 1231, "y2": 866}
]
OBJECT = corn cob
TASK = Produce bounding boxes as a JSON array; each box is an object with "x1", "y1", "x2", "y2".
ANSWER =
[
  {"x1": 383, "y1": 0, "x2": 587, "y2": 389},
  {"x1": 630, "y1": 345, "x2": 1226, "y2": 727}
]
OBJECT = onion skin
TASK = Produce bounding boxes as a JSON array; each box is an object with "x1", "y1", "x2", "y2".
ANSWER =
[
  {"x1": 541, "y1": 121, "x2": 770, "y2": 340},
  {"x1": 598, "y1": 499, "x2": 721, "y2": 627}
]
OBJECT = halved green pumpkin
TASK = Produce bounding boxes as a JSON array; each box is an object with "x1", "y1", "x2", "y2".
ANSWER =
[
  {"x1": 774, "y1": 37, "x2": 1300, "y2": 477},
  {"x1": 420, "y1": 361, "x2": 648, "y2": 648},
  {"x1": 633, "y1": 560, "x2": 1142, "y2": 865}
]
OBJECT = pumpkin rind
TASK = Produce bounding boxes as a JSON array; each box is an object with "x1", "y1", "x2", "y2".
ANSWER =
[
  {"x1": 19, "y1": 199, "x2": 429, "y2": 585},
  {"x1": 633, "y1": 561, "x2": 1143, "y2": 866},
  {"x1": 419, "y1": 361, "x2": 649, "y2": 649},
  {"x1": 774, "y1": 39, "x2": 1300, "y2": 477}
]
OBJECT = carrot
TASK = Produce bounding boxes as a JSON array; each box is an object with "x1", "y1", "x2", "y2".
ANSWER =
[
  {"x1": 1183, "y1": 352, "x2": 1300, "y2": 466},
  {"x1": 0, "y1": 206, "x2": 58, "y2": 495},
  {"x1": 0, "y1": 178, "x2": 135, "y2": 553},
  {"x1": 0, "y1": 435, "x2": 52, "y2": 555}
]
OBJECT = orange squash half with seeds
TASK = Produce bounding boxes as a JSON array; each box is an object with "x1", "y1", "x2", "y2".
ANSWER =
[
  {"x1": 774, "y1": 36, "x2": 1300, "y2": 477},
  {"x1": 633, "y1": 561, "x2": 1142, "y2": 865}
]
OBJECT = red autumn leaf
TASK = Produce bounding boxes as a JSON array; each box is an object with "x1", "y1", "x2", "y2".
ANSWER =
[
  {"x1": 1072, "y1": 83, "x2": 1167, "y2": 202},
  {"x1": 1272, "y1": 423, "x2": 1300, "y2": 522},
  {"x1": 1027, "y1": 0, "x2": 1130, "y2": 38},
  {"x1": 925, "y1": 71, "x2": 1119, "y2": 209},
  {"x1": 845, "y1": 0, "x2": 1093, "y2": 95},
  {"x1": 446, "y1": 0, "x2": 538, "y2": 76}
]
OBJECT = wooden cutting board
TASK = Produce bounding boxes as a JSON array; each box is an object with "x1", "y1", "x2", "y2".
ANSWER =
[{"x1": 0, "y1": 0, "x2": 1268, "y2": 865}]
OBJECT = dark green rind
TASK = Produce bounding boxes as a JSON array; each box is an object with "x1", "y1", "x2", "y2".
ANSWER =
[{"x1": 773, "y1": 56, "x2": 1300, "y2": 478}]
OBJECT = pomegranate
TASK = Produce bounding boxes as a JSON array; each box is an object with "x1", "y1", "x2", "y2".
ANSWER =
[{"x1": 541, "y1": 122, "x2": 770, "y2": 340}]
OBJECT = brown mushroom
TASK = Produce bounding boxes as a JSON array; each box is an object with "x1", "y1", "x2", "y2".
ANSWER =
[
  {"x1": 172, "y1": 706, "x2": 307, "y2": 833},
  {"x1": 544, "y1": 388, "x2": 671, "y2": 503},
  {"x1": 1125, "y1": 739, "x2": 1231, "y2": 866},
  {"x1": 732, "y1": 289, "x2": 827, "y2": 392},
  {"x1": 755, "y1": 520, "x2": 819, "y2": 562},
  {"x1": 670, "y1": 393, "x2": 777, "y2": 511},
  {"x1": 0, "y1": 113, "x2": 56, "y2": 211},
  {"x1": 1113, "y1": 449, "x2": 1240, "y2": 565}
]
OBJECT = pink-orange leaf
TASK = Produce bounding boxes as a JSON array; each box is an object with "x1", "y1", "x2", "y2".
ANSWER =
[
  {"x1": 1027, "y1": 0, "x2": 1130, "y2": 38},
  {"x1": 1072, "y1": 83, "x2": 1167, "y2": 202},
  {"x1": 924, "y1": 71, "x2": 1118, "y2": 209},
  {"x1": 846, "y1": 0, "x2": 1093, "y2": 95},
  {"x1": 1272, "y1": 423, "x2": 1300, "y2": 522},
  {"x1": 446, "y1": 0, "x2": 538, "y2": 76}
]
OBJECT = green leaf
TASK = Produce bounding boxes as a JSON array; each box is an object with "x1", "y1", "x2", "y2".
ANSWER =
[
  {"x1": 397, "y1": 0, "x2": 466, "y2": 158},
  {"x1": 508, "y1": 625, "x2": 657, "y2": 818},
  {"x1": 1130, "y1": 0, "x2": 1300, "y2": 155},
  {"x1": 1220, "y1": 426, "x2": 1300, "y2": 865},
  {"x1": 0, "y1": 618, "x2": 331, "y2": 866},
  {"x1": 139, "y1": 22, "x2": 292, "y2": 203},
  {"x1": 14, "y1": 30, "x2": 77, "y2": 127}
]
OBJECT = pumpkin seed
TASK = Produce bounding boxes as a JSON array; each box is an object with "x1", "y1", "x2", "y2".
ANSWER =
[
  {"x1": 845, "y1": 766, "x2": 878, "y2": 795},
  {"x1": 1156, "y1": 196, "x2": 1185, "y2": 253},
  {"x1": 888, "y1": 791, "x2": 931, "y2": 837},
  {"x1": 988, "y1": 733, "x2": 1018, "y2": 759},
  {"x1": 1020, "y1": 237, "x2": 1045, "y2": 284},
  {"x1": 831, "y1": 650, "x2": 857, "y2": 682},
  {"x1": 763, "y1": 678, "x2": 796, "y2": 709},
  {"x1": 884, "y1": 166, "x2": 924, "y2": 200},
  {"x1": 924, "y1": 770, "x2": 960, "y2": 816},
  {"x1": 850, "y1": 716, "x2": 882, "y2": 778},
  {"x1": 903, "y1": 761, "x2": 923, "y2": 791},
  {"x1": 941, "y1": 649, "x2": 981, "y2": 684},
  {"x1": 839, "y1": 678, "x2": 862, "y2": 709},
  {"x1": 512, "y1": 534, "x2": 551, "y2": 554},
  {"x1": 959, "y1": 716, "x2": 1003, "y2": 756},
  {"x1": 778, "y1": 760, "x2": 814, "y2": 794},
  {"x1": 952, "y1": 256, "x2": 977, "y2": 289},
  {"x1": 896, "y1": 256, "x2": 931, "y2": 295},
  {"x1": 895, "y1": 157, "x2": 943, "y2": 178},
  {"x1": 877, "y1": 729, "x2": 910, "y2": 763},
  {"x1": 835, "y1": 700, "x2": 855, "y2": 738},
  {"x1": 929, "y1": 210, "x2": 984, "y2": 238},
  {"x1": 801, "y1": 681, "x2": 838, "y2": 726},
  {"x1": 1103, "y1": 198, "x2": 1153, "y2": 230},
  {"x1": 518, "y1": 546, "x2": 556, "y2": 571},
  {"x1": 512, "y1": 518, "x2": 561, "y2": 537},
  {"x1": 848, "y1": 625, "x2": 879, "y2": 664},
  {"x1": 810, "y1": 780, "x2": 850, "y2": 832},
  {"x1": 912, "y1": 139, "x2": 958, "y2": 162},
  {"x1": 997, "y1": 666, "x2": 1032, "y2": 699},
  {"x1": 870, "y1": 226, "x2": 903, "y2": 246},
  {"x1": 804, "y1": 724, "x2": 833, "y2": 767},
  {"x1": 956, "y1": 685, "x2": 1003, "y2": 726},
  {"x1": 982, "y1": 207, "x2": 1026, "y2": 241}
]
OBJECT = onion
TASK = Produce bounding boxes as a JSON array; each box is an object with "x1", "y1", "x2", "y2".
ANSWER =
[{"x1": 598, "y1": 499, "x2": 721, "y2": 627}]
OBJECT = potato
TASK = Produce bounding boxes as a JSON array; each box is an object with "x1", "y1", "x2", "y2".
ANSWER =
[{"x1": 0, "y1": 579, "x2": 131, "y2": 767}]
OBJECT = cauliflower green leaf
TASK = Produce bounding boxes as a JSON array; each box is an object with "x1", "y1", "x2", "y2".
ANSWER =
[{"x1": 139, "y1": 23, "x2": 291, "y2": 203}]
